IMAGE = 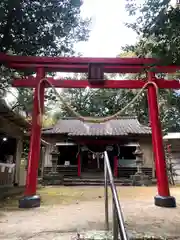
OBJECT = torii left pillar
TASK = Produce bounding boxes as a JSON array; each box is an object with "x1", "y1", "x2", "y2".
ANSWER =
[{"x1": 19, "y1": 68, "x2": 45, "y2": 208}]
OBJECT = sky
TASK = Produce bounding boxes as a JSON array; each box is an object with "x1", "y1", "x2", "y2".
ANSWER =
[
  {"x1": 7, "y1": 0, "x2": 137, "y2": 105},
  {"x1": 75, "y1": 0, "x2": 177, "y2": 57},
  {"x1": 75, "y1": 0, "x2": 137, "y2": 57},
  {"x1": 6, "y1": 0, "x2": 177, "y2": 105}
]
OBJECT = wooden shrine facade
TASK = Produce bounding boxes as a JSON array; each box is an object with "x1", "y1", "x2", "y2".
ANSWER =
[
  {"x1": 42, "y1": 117, "x2": 154, "y2": 181},
  {"x1": 0, "y1": 99, "x2": 30, "y2": 189}
]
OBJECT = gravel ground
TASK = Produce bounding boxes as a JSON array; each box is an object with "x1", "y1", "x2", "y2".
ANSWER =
[{"x1": 0, "y1": 186, "x2": 180, "y2": 240}]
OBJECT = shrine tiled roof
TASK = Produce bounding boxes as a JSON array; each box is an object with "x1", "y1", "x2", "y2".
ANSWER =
[{"x1": 42, "y1": 116, "x2": 151, "y2": 137}]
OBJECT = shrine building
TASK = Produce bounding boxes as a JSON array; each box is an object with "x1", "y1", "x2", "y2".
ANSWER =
[{"x1": 41, "y1": 116, "x2": 155, "y2": 185}]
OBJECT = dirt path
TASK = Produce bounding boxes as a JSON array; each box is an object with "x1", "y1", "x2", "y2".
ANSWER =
[
  {"x1": 0, "y1": 186, "x2": 180, "y2": 239},
  {"x1": 0, "y1": 198, "x2": 180, "y2": 240}
]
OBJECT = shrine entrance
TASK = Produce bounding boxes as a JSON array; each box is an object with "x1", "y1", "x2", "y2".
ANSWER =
[
  {"x1": 81, "y1": 151, "x2": 103, "y2": 172},
  {"x1": 81, "y1": 144, "x2": 114, "y2": 173},
  {"x1": 0, "y1": 54, "x2": 178, "y2": 208},
  {"x1": 82, "y1": 144, "x2": 104, "y2": 172}
]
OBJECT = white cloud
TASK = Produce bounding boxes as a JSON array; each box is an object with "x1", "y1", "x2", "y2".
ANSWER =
[
  {"x1": 76, "y1": 0, "x2": 137, "y2": 57},
  {"x1": 76, "y1": 0, "x2": 177, "y2": 57}
]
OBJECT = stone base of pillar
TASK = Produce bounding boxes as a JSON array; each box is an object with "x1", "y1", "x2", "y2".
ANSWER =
[
  {"x1": 19, "y1": 195, "x2": 41, "y2": 208},
  {"x1": 154, "y1": 195, "x2": 176, "y2": 208}
]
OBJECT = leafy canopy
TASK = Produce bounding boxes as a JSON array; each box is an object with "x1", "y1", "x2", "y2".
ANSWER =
[
  {"x1": 125, "y1": 0, "x2": 180, "y2": 64},
  {"x1": 0, "y1": 0, "x2": 91, "y2": 115},
  {"x1": 0, "y1": 0, "x2": 90, "y2": 56},
  {"x1": 123, "y1": 0, "x2": 180, "y2": 132}
]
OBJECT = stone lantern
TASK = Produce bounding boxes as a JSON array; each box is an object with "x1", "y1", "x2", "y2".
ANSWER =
[
  {"x1": 130, "y1": 145, "x2": 151, "y2": 186},
  {"x1": 134, "y1": 145, "x2": 144, "y2": 175},
  {"x1": 50, "y1": 146, "x2": 60, "y2": 173},
  {"x1": 44, "y1": 146, "x2": 60, "y2": 185}
]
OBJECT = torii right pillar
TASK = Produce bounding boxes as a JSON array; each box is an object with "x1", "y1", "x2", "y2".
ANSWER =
[{"x1": 147, "y1": 71, "x2": 176, "y2": 208}]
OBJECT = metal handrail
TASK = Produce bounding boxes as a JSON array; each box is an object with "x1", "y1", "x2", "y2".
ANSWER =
[{"x1": 104, "y1": 151, "x2": 129, "y2": 240}]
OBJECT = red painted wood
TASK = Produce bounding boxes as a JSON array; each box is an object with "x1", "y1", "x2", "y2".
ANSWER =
[
  {"x1": 1, "y1": 54, "x2": 159, "y2": 64},
  {"x1": 8, "y1": 63, "x2": 145, "y2": 73},
  {"x1": 147, "y1": 72, "x2": 170, "y2": 197},
  {"x1": 24, "y1": 68, "x2": 45, "y2": 196},
  {"x1": 0, "y1": 53, "x2": 176, "y2": 200},
  {"x1": 156, "y1": 79, "x2": 180, "y2": 88},
  {"x1": 12, "y1": 78, "x2": 145, "y2": 88},
  {"x1": 114, "y1": 156, "x2": 118, "y2": 177},
  {"x1": 12, "y1": 78, "x2": 180, "y2": 89},
  {"x1": 167, "y1": 144, "x2": 171, "y2": 153},
  {"x1": 8, "y1": 63, "x2": 180, "y2": 73},
  {"x1": 77, "y1": 153, "x2": 81, "y2": 177}
]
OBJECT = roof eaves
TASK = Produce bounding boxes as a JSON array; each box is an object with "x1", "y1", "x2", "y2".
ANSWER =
[{"x1": 0, "y1": 100, "x2": 30, "y2": 129}]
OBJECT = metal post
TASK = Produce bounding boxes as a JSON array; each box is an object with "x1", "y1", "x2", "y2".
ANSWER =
[
  {"x1": 104, "y1": 156, "x2": 109, "y2": 231},
  {"x1": 112, "y1": 200, "x2": 119, "y2": 240},
  {"x1": 104, "y1": 151, "x2": 128, "y2": 240},
  {"x1": 97, "y1": 153, "x2": 100, "y2": 169}
]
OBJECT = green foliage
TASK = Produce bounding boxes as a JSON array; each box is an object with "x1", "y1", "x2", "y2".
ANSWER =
[
  {"x1": 52, "y1": 86, "x2": 180, "y2": 133},
  {"x1": 11, "y1": 88, "x2": 33, "y2": 117},
  {"x1": 164, "y1": 144, "x2": 176, "y2": 185},
  {"x1": 160, "y1": 91, "x2": 180, "y2": 132},
  {"x1": 51, "y1": 87, "x2": 149, "y2": 125},
  {"x1": 0, "y1": 0, "x2": 91, "y2": 113},
  {"x1": 10, "y1": 87, "x2": 59, "y2": 118},
  {"x1": 48, "y1": 63, "x2": 180, "y2": 132},
  {"x1": 125, "y1": 0, "x2": 180, "y2": 64},
  {"x1": 22, "y1": 139, "x2": 29, "y2": 159},
  {"x1": 123, "y1": 0, "x2": 180, "y2": 132},
  {"x1": 0, "y1": 0, "x2": 90, "y2": 56}
]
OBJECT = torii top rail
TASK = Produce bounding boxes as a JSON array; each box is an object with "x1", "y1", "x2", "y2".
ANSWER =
[
  {"x1": 0, "y1": 53, "x2": 177, "y2": 209},
  {"x1": 0, "y1": 54, "x2": 180, "y2": 89}
]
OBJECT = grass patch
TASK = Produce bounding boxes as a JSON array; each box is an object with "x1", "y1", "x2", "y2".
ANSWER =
[{"x1": 39, "y1": 186, "x2": 107, "y2": 205}]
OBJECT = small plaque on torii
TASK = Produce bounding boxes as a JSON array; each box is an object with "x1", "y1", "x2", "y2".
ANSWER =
[{"x1": 88, "y1": 63, "x2": 105, "y2": 85}]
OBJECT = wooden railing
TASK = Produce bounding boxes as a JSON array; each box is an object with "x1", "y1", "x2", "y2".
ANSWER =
[{"x1": 0, "y1": 163, "x2": 15, "y2": 187}]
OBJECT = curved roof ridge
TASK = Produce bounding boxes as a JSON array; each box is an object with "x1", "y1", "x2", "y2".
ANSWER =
[
  {"x1": 58, "y1": 115, "x2": 138, "y2": 121},
  {"x1": 42, "y1": 116, "x2": 151, "y2": 136}
]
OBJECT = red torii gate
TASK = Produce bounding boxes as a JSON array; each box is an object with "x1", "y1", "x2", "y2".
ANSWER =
[{"x1": 0, "y1": 54, "x2": 179, "y2": 208}]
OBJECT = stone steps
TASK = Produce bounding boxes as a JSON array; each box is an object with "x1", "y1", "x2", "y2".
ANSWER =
[{"x1": 63, "y1": 177, "x2": 132, "y2": 186}]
